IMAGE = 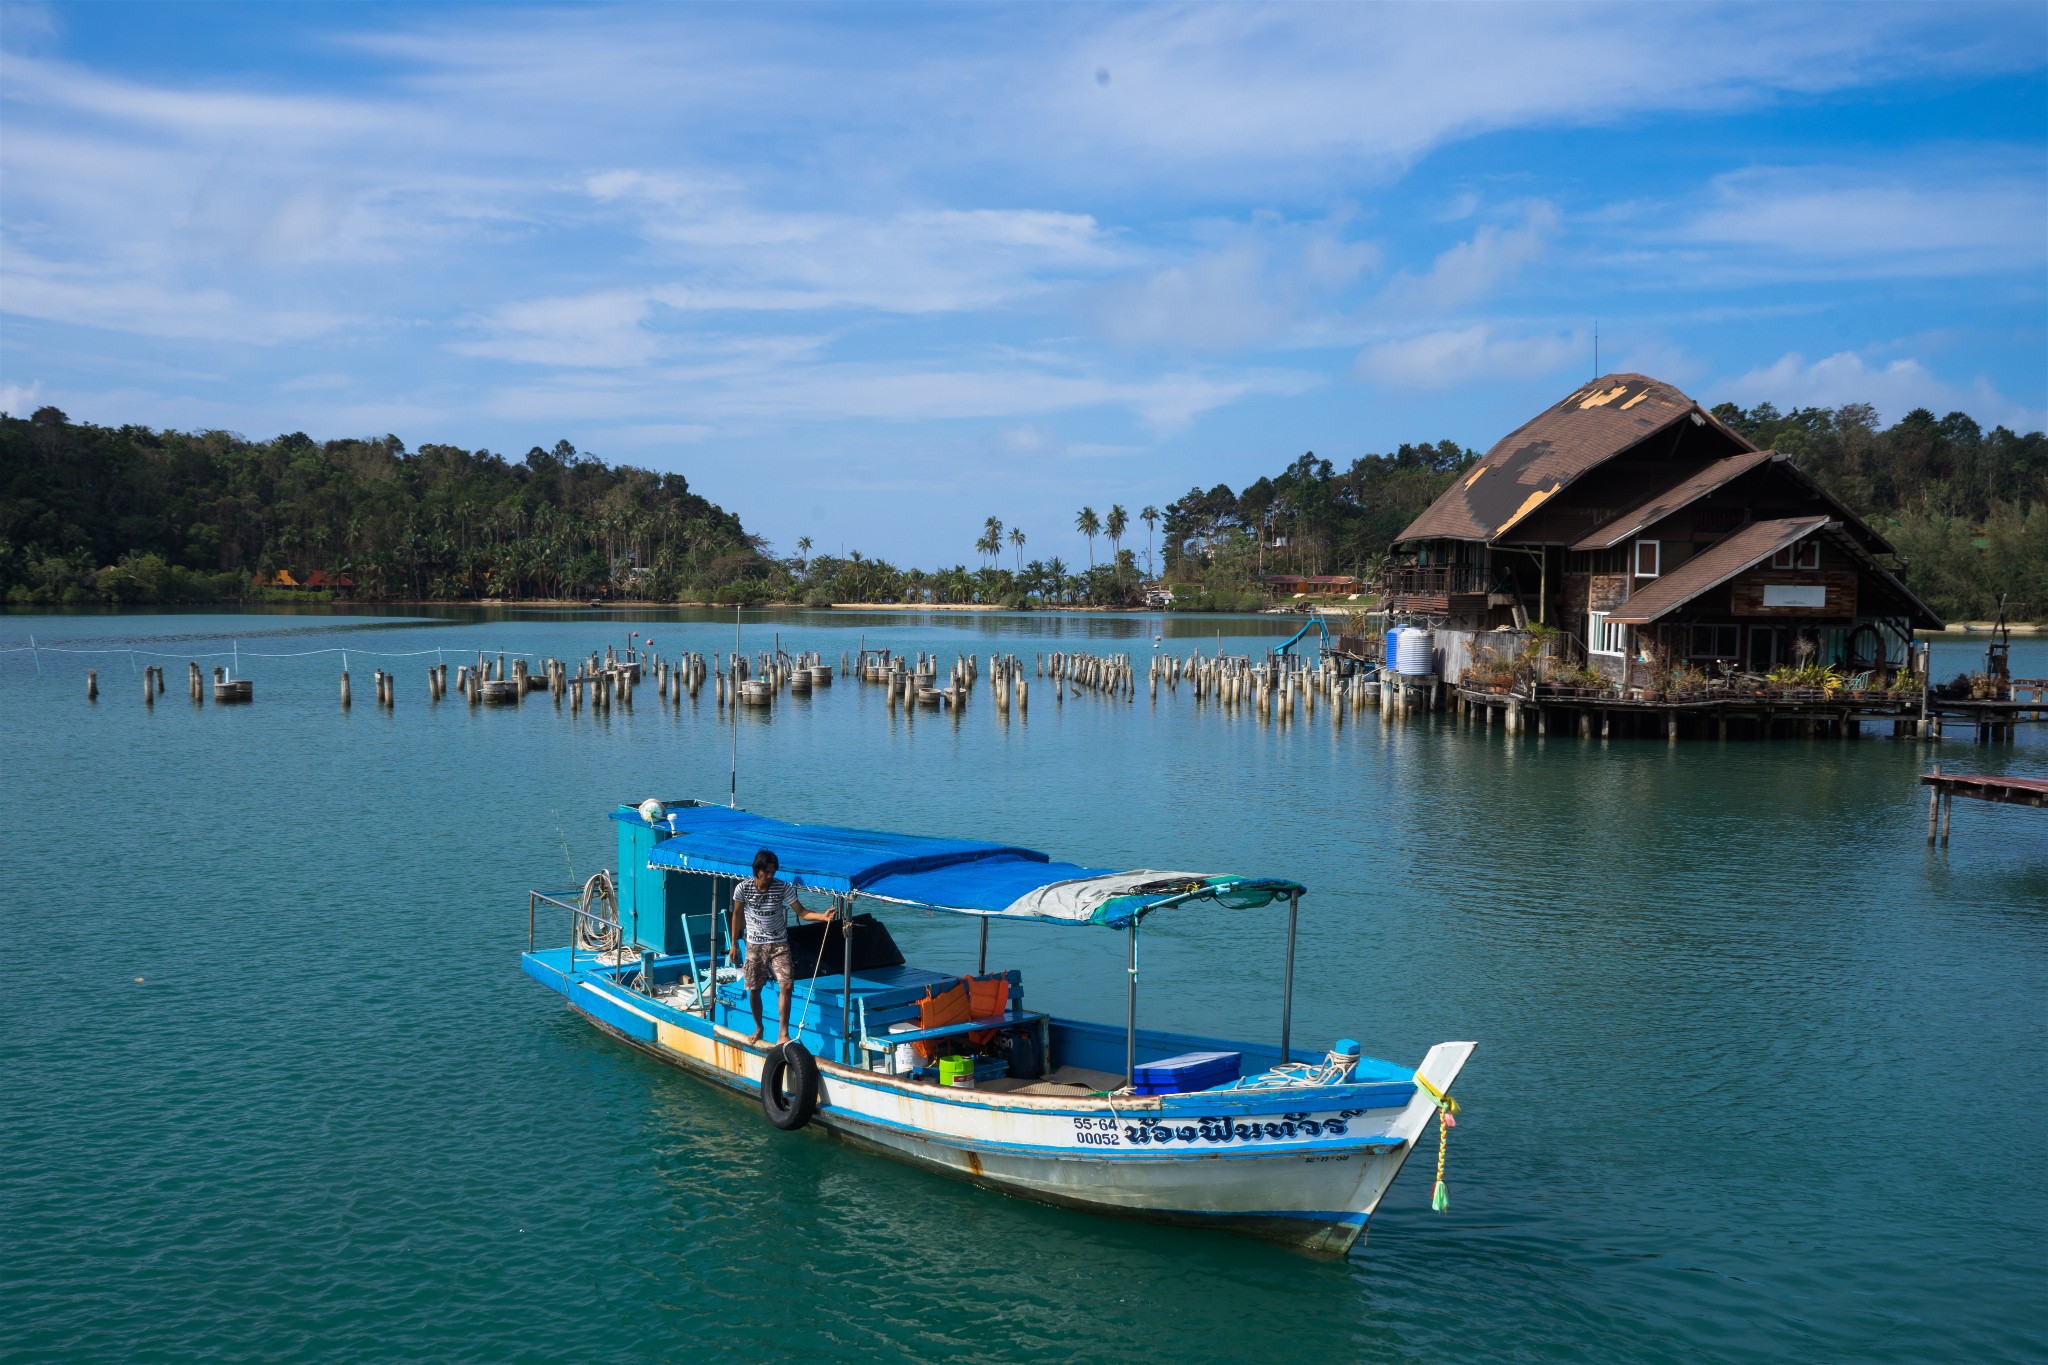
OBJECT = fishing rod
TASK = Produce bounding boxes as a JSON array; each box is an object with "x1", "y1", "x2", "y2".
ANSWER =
[{"x1": 730, "y1": 604, "x2": 740, "y2": 808}]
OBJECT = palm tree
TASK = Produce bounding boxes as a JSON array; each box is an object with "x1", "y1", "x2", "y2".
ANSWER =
[
  {"x1": 1075, "y1": 507, "x2": 1100, "y2": 568},
  {"x1": 982, "y1": 516, "x2": 1004, "y2": 569},
  {"x1": 796, "y1": 536, "x2": 812, "y2": 569},
  {"x1": 1008, "y1": 526, "x2": 1026, "y2": 575},
  {"x1": 1140, "y1": 505, "x2": 1161, "y2": 579},
  {"x1": 1106, "y1": 505, "x2": 1129, "y2": 573}
]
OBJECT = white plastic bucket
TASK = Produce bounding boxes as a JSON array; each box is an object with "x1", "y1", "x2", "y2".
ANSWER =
[{"x1": 888, "y1": 1022, "x2": 919, "y2": 1075}]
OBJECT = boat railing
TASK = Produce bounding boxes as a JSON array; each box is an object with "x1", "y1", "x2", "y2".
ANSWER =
[{"x1": 528, "y1": 887, "x2": 640, "y2": 977}]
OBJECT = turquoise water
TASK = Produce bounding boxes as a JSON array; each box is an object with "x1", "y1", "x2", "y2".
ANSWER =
[{"x1": 3, "y1": 609, "x2": 2043, "y2": 1365}]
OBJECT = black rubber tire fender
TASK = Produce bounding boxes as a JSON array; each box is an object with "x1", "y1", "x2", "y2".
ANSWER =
[{"x1": 760, "y1": 1040, "x2": 820, "y2": 1131}]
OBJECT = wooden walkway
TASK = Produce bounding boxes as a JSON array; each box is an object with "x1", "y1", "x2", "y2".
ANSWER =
[{"x1": 1919, "y1": 770, "x2": 2047, "y2": 847}]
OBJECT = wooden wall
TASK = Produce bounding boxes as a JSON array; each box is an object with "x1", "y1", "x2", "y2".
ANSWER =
[{"x1": 1729, "y1": 566, "x2": 1859, "y2": 619}]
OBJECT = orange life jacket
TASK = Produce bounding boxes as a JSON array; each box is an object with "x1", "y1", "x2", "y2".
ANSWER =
[{"x1": 913, "y1": 975, "x2": 1012, "y2": 1059}]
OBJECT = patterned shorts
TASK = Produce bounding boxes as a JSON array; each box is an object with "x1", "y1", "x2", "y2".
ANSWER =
[{"x1": 743, "y1": 940, "x2": 795, "y2": 992}]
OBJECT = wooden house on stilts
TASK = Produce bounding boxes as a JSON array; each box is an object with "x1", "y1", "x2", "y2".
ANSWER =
[{"x1": 1382, "y1": 373, "x2": 1945, "y2": 738}]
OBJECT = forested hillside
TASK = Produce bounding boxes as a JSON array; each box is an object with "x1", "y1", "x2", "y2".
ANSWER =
[{"x1": 0, "y1": 408, "x2": 765, "y2": 604}]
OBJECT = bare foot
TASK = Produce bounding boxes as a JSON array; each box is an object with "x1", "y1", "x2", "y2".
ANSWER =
[
  {"x1": 746, "y1": 1030, "x2": 764, "y2": 1047},
  {"x1": 773, "y1": 1031, "x2": 789, "y2": 1046}
]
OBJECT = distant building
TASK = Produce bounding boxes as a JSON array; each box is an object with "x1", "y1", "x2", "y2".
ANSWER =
[
  {"x1": 1384, "y1": 373, "x2": 1940, "y2": 685},
  {"x1": 1263, "y1": 574, "x2": 1362, "y2": 596}
]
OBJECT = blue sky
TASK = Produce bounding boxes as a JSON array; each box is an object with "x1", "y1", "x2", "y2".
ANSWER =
[{"x1": 2, "y1": 2, "x2": 2044, "y2": 565}]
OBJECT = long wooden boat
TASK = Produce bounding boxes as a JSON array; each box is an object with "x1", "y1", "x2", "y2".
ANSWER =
[{"x1": 522, "y1": 801, "x2": 1474, "y2": 1257}]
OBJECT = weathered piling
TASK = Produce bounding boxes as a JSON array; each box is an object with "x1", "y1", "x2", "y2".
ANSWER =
[{"x1": 87, "y1": 669, "x2": 98, "y2": 701}]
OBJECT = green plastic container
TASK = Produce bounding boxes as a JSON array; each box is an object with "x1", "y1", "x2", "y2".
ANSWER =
[{"x1": 939, "y1": 1055, "x2": 974, "y2": 1088}]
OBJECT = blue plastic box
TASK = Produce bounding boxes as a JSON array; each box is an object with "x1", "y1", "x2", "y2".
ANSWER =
[{"x1": 1132, "y1": 1050, "x2": 1240, "y2": 1095}]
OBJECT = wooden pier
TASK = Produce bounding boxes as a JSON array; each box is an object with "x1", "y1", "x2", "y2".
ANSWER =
[
  {"x1": 1452, "y1": 683, "x2": 2041, "y2": 743},
  {"x1": 1920, "y1": 769, "x2": 2048, "y2": 847}
]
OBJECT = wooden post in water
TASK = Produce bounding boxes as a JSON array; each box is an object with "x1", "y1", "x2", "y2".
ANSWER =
[
  {"x1": 341, "y1": 669, "x2": 351, "y2": 708},
  {"x1": 87, "y1": 669, "x2": 98, "y2": 702}
]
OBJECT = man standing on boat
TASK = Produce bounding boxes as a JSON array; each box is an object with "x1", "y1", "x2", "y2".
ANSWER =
[{"x1": 729, "y1": 849, "x2": 836, "y2": 1047}]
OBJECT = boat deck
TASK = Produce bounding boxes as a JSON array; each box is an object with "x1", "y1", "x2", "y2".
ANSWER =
[{"x1": 522, "y1": 944, "x2": 1414, "y2": 1102}]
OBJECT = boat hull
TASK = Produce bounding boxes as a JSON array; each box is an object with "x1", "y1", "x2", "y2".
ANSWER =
[{"x1": 542, "y1": 962, "x2": 1474, "y2": 1257}]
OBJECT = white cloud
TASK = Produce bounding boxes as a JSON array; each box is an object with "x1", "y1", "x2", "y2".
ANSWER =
[
  {"x1": 0, "y1": 379, "x2": 46, "y2": 416},
  {"x1": 0, "y1": 3, "x2": 61, "y2": 53},
  {"x1": 1377, "y1": 203, "x2": 1558, "y2": 314},
  {"x1": 0, "y1": 255, "x2": 351, "y2": 343},
  {"x1": 608, "y1": 422, "x2": 716, "y2": 447},
  {"x1": 1000, "y1": 424, "x2": 1052, "y2": 452},
  {"x1": 1058, "y1": 5, "x2": 2041, "y2": 176},
  {"x1": 0, "y1": 48, "x2": 405, "y2": 141},
  {"x1": 455, "y1": 290, "x2": 663, "y2": 368},
  {"x1": 1720, "y1": 351, "x2": 2047, "y2": 432},
  {"x1": 1683, "y1": 163, "x2": 2048, "y2": 277},
  {"x1": 1096, "y1": 220, "x2": 1378, "y2": 352},
  {"x1": 1355, "y1": 325, "x2": 1585, "y2": 390},
  {"x1": 1435, "y1": 191, "x2": 1483, "y2": 224},
  {"x1": 483, "y1": 358, "x2": 1318, "y2": 434}
]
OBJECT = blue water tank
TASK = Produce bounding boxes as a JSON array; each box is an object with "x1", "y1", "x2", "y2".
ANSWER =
[{"x1": 1383, "y1": 625, "x2": 1402, "y2": 672}]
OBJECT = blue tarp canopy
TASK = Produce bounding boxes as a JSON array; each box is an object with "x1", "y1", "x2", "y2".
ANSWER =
[{"x1": 643, "y1": 805, "x2": 1303, "y2": 928}]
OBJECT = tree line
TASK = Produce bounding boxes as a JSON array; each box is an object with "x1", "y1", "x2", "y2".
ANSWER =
[
  {"x1": 1156, "y1": 441, "x2": 1481, "y2": 605},
  {"x1": 1, "y1": 409, "x2": 763, "y2": 605},
  {"x1": 1706, "y1": 401, "x2": 2046, "y2": 622},
  {"x1": 5, "y1": 399, "x2": 2043, "y2": 618}
]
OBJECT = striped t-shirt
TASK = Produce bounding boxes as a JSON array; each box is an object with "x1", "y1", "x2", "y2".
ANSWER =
[{"x1": 734, "y1": 878, "x2": 800, "y2": 945}]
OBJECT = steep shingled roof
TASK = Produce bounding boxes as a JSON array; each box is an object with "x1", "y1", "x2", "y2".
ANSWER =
[
  {"x1": 1570, "y1": 450, "x2": 1781, "y2": 550},
  {"x1": 1606, "y1": 517, "x2": 1829, "y2": 624},
  {"x1": 1397, "y1": 373, "x2": 1756, "y2": 544}
]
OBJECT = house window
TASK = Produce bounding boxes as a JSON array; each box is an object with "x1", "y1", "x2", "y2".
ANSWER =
[
  {"x1": 1589, "y1": 611, "x2": 1628, "y2": 657},
  {"x1": 1689, "y1": 625, "x2": 1741, "y2": 659},
  {"x1": 1771, "y1": 540, "x2": 1821, "y2": 570},
  {"x1": 1634, "y1": 539, "x2": 1660, "y2": 578}
]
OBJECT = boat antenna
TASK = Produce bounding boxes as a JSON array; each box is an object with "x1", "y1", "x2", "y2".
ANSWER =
[
  {"x1": 552, "y1": 809, "x2": 577, "y2": 882},
  {"x1": 729, "y1": 604, "x2": 740, "y2": 808}
]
